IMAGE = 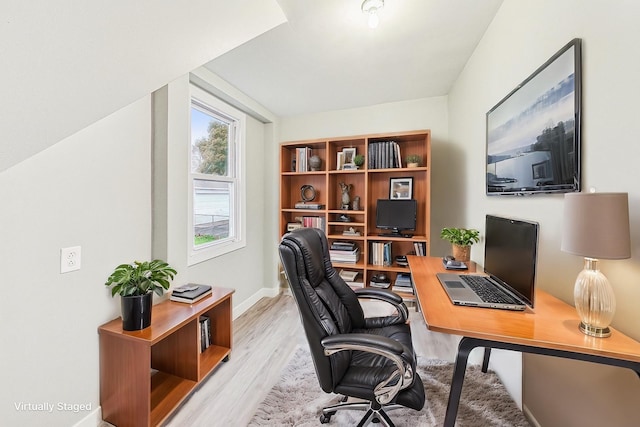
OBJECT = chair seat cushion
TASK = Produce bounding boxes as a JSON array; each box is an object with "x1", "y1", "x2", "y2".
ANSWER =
[{"x1": 334, "y1": 323, "x2": 425, "y2": 410}]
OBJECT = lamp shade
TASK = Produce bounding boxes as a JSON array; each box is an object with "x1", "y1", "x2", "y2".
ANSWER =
[{"x1": 561, "y1": 192, "x2": 631, "y2": 259}]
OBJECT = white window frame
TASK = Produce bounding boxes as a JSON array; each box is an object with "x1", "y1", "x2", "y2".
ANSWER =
[{"x1": 188, "y1": 84, "x2": 246, "y2": 265}]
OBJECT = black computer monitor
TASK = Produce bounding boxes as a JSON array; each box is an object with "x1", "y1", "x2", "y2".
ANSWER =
[{"x1": 375, "y1": 199, "x2": 417, "y2": 237}]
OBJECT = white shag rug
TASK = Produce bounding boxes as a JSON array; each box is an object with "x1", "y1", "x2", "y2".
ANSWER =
[{"x1": 249, "y1": 347, "x2": 530, "y2": 426}]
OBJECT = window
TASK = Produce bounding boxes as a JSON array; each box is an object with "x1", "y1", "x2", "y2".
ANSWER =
[{"x1": 188, "y1": 84, "x2": 246, "y2": 264}]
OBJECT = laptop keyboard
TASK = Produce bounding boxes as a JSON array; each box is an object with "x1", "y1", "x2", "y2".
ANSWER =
[{"x1": 460, "y1": 275, "x2": 521, "y2": 305}]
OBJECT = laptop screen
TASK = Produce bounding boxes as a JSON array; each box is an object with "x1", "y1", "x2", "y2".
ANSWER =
[{"x1": 484, "y1": 215, "x2": 539, "y2": 307}]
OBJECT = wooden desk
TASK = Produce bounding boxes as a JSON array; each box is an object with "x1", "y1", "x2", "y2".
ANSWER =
[{"x1": 408, "y1": 256, "x2": 640, "y2": 427}]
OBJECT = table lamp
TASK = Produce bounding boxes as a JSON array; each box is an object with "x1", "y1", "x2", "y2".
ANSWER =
[{"x1": 561, "y1": 192, "x2": 631, "y2": 337}]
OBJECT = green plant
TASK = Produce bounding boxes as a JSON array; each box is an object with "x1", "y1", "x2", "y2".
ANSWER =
[
  {"x1": 440, "y1": 228, "x2": 480, "y2": 246},
  {"x1": 354, "y1": 154, "x2": 365, "y2": 166},
  {"x1": 405, "y1": 154, "x2": 421, "y2": 165},
  {"x1": 105, "y1": 260, "x2": 177, "y2": 297}
]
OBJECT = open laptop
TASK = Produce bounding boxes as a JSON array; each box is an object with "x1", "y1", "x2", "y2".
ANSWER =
[{"x1": 437, "y1": 215, "x2": 539, "y2": 311}]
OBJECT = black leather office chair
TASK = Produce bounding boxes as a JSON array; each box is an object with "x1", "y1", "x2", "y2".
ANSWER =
[{"x1": 279, "y1": 228, "x2": 425, "y2": 426}]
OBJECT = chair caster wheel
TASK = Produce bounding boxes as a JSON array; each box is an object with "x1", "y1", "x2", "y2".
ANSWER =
[{"x1": 320, "y1": 412, "x2": 334, "y2": 423}]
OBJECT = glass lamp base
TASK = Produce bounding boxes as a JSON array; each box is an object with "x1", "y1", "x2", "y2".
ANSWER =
[
  {"x1": 579, "y1": 321, "x2": 611, "y2": 338},
  {"x1": 574, "y1": 258, "x2": 616, "y2": 339}
]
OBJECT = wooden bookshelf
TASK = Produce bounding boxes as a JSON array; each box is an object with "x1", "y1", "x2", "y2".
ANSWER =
[
  {"x1": 280, "y1": 130, "x2": 431, "y2": 299},
  {"x1": 99, "y1": 287, "x2": 234, "y2": 427}
]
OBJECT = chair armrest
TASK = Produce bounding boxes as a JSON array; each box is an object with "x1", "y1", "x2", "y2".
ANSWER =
[
  {"x1": 354, "y1": 288, "x2": 409, "y2": 325},
  {"x1": 321, "y1": 333, "x2": 415, "y2": 405},
  {"x1": 322, "y1": 333, "x2": 404, "y2": 355},
  {"x1": 355, "y1": 287, "x2": 403, "y2": 304}
]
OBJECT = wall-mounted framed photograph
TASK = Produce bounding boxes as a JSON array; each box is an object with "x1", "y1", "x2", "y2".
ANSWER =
[
  {"x1": 389, "y1": 177, "x2": 413, "y2": 199},
  {"x1": 342, "y1": 148, "x2": 356, "y2": 169}
]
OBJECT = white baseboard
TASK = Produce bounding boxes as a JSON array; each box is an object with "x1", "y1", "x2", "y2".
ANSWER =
[
  {"x1": 232, "y1": 286, "x2": 280, "y2": 319},
  {"x1": 71, "y1": 407, "x2": 107, "y2": 427},
  {"x1": 523, "y1": 404, "x2": 541, "y2": 427}
]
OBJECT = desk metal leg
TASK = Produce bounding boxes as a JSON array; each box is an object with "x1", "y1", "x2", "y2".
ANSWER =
[
  {"x1": 482, "y1": 347, "x2": 491, "y2": 373},
  {"x1": 443, "y1": 336, "x2": 640, "y2": 427},
  {"x1": 443, "y1": 337, "x2": 477, "y2": 427}
]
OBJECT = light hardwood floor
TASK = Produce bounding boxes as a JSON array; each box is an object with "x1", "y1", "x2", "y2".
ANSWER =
[{"x1": 161, "y1": 291, "x2": 464, "y2": 426}]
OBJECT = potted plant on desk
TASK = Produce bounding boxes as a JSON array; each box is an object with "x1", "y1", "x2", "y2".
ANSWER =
[
  {"x1": 440, "y1": 227, "x2": 480, "y2": 262},
  {"x1": 104, "y1": 260, "x2": 177, "y2": 331}
]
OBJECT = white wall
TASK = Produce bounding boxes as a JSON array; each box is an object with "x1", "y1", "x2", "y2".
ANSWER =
[
  {"x1": 448, "y1": 1, "x2": 640, "y2": 425},
  {"x1": 279, "y1": 96, "x2": 452, "y2": 256},
  {"x1": 0, "y1": 98, "x2": 152, "y2": 426},
  {"x1": 0, "y1": 70, "x2": 278, "y2": 427}
]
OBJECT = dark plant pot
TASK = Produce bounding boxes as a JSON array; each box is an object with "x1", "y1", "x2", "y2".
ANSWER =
[{"x1": 121, "y1": 293, "x2": 153, "y2": 331}]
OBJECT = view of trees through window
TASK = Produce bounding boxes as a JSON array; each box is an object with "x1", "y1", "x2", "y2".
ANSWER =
[{"x1": 191, "y1": 105, "x2": 233, "y2": 247}]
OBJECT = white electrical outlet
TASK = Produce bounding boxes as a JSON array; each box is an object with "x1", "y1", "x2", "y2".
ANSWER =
[{"x1": 60, "y1": 246, "x2": 81, "y2": 273}]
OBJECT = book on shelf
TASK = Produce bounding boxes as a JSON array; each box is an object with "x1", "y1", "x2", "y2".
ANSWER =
[
  {"x1": 199, "y1": 315, "x2": 213, "y2": 353},
  {"x1": 339, "y1": 269, "x2": 363, "y2": 289},
  {"x1": 370, "y1": 241, "x2": 392, "y2": 266},
  {"x1": 339, "y1": 269, "x2": 359, "y2": 281},
  {"x1": 367, "y1": 141, "x2": 403, "y2": 169},
  {"x1": 331, "y1": 241, "x2": 357, "y2": 251},
  {"x1": 302, "y1": 216, "x2": 325, "y2": 230},
  {"x1": 295, "y1": 147, "x2": 312, "y2": 172},
  {"x1": 413, "y1": 241, "x2": 427, "y2": 256},
  {"x1": 392, "y1": 273, "x2": 414, "y2": 294},
  {"x1": 330, "y1": 247, "x2": 360, "y2": 263},
  {"x1": 369, "y1": 279, "x2": 391, "y2": 289},
  {"x1": 170, "y1": 284, "x2": 213, "y2": 303},
  {"x1": 294, "y1": 202, "x2": 325, "y2": 210}
]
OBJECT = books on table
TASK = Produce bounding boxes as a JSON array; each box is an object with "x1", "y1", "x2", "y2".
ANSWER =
[{"x1": 170, "y1": 284, "x2": 213, "y2": 303}]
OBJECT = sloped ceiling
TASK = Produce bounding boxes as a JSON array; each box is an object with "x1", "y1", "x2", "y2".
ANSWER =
[
  {"x1": 0, "y1": 0, "x2": 286, "y2": 172},
  {"x1": 205, "y1": 0, "x2": 503, "y2": 116}
]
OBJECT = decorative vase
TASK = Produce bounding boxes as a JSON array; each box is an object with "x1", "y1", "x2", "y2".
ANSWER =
[
  {"x1": 407, "y1": 162, "x2": 419, "y2": 168},
  {"x1": 352, "y1": 196, "x2": 360, "y2": 211},
  {"x1": 452, "y1": 244, "x2": 471, "y2": 262},
  {"x1": 309, "y1": 155, "x2": 321, "y2": 171},
  {"x1": 121, "y1": 293, "x2": 153, "y2": 331}
]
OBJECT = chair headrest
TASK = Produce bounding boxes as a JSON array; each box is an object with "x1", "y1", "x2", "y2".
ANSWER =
[{"x1": 281, "y1": 228, "x2": 328, "y2": 287}]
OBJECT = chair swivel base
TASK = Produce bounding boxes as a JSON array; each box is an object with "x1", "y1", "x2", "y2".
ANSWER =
[{"x1": 321, "y1": 398, "x2": 403, "y2": 427}]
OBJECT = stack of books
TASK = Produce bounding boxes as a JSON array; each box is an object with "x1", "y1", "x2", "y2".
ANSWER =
[
  {"x1": 339, "y1": 269, "x2": 363, "y2": 288},
  {"x1": 370, "y1": 273, "x2": 391, "y2": 289},
  {"x1": 392, "y1": 273, "x2": 414, "y2": 294},
  {"x1": 199, "y1": 315, "x2": 213, "y2": 353},
  {"x1": 330, "y1": 241, "x2": 360, "y2": 264},
  {"x1": 170, "y1": 284, "x2": 213, "y2": 304}
]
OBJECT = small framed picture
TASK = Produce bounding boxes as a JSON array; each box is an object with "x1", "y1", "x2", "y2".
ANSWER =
[
  {"x1": 389, "y1": 177, "x2": 413, "y2": 200},
  {"x1": 342, "y1": 148, "x2": 356, "y2": 168},
  {"x1": 336, "y1": 152, "x2": 345, "y2": 170}
]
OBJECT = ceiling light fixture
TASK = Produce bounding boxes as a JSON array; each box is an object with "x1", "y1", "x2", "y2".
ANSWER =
[{"x1": 362, "y1": 0, "x2": 384, "y2": 29}]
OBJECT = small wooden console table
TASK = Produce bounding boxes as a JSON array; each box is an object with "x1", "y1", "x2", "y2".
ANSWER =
[{"x1": 99, "y1": 287, "x2": 234, "y2": 427}]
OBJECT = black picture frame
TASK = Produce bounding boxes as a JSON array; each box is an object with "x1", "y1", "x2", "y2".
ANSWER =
[{"x1": 486, "y1": 38, "x2": 581, "y2": 195}]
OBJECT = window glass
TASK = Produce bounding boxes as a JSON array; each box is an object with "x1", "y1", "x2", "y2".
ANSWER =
[{"x1": 188, "y1": 84, "x2": 245, "y2": 264}]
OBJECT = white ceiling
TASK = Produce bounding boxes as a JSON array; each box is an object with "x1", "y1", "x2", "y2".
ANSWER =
[{"x1": 204, "y1": 0, "x2": 504, "y2": 117}]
